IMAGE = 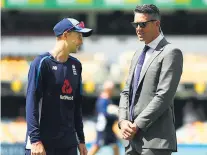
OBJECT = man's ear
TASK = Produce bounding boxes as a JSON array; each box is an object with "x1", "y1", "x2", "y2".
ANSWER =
[
  {"x1": 62, "y1": 31, "x2": 69, "y2": 39},
  {"x1": 156, "y1": 20, "x2": 160, "y2": 28}
]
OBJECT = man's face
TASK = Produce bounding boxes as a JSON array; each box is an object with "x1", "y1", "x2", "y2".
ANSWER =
[
  {"x1": 133, "y1": 13, "x2": 158, "y2": 44},
  {"x1": 66, "y1": 31, "x2": 83, "y2": 53}
]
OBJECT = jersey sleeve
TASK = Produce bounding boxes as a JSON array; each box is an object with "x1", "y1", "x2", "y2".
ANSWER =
[
  {"x1": 26, "y1": 57, "x2": 45, "y2": 143},
  {"x1": 74, "y1": 64, "x2": 85, "y2": 143}
]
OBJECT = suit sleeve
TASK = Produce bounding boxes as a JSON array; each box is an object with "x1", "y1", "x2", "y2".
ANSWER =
[
  {"x1": 118, "y1": 54, "x2": 135, "y2": 122},
  {"x1": 74, "y1": 65, "x2": 85, "y2": 143},
  {"x1": 26, "y1": 59, "x2": 43, "y2": 143},
  {"x1": 134, "y1": 48, "x2": 183, "y2": 132}
]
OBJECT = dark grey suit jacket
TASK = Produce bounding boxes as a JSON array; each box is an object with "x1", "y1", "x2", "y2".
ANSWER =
[{"x1": 118, "y1": 38, "x2": 183, "y2": 152}]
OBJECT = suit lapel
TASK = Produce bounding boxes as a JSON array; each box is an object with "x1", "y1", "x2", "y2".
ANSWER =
[
  {"x1": 127, "y1": 48, "x2": 142, "y2": 105},
  {"x1": 129, "y1": 48, "x2": 142, "y2": 87},
  {"x1": 132, "y1": 49, "x2": 142, "y2": 73},
  {"x1": 137, "y1": 38, "x2": 169, "y2": 87}
]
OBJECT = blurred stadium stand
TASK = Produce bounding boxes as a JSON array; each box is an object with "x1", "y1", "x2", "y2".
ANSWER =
[{"x1": 1, "y1": 0, "x2": 207, "y2": 155}]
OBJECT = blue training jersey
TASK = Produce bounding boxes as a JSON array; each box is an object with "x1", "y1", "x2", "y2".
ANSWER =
[
  {"x1": 25, "y1": 52, "x2": 84, "y2": 149},
  {"x1": 95, "y1": 97, "x2": 117, "y2": 133}
]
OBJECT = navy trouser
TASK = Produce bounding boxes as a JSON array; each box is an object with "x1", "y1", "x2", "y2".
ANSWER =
[{"x1": 25, "y1": 147, "x2": 77, "y2": 155}]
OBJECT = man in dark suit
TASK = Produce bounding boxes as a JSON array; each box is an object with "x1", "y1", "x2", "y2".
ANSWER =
[{"x1": 118, "y1": 4, "x2": 183, "y2": 155}]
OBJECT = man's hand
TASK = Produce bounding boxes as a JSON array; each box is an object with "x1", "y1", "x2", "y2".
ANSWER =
[
  {"x1": 130, "y1": 122, "x2": 139, "y2": 139},
  {"x1": 31, "y1": 141, "x2": 46, "y2": 155},
  {"x1": 120, "y1": 120, "x2": 138, "y2": 140},
  {"x1": 78, "y1": 143, "x2": 88, "y2": 155}
]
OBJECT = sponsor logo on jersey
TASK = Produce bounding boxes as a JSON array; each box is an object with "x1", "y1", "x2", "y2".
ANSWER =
[
  {"x1": 60, "y1": 79, "x2": 73, "y2": 100},
  {"x1": 60, "y1": 95, "x2": 73, "y2": 100},
  {"x1": 62, "y1": 79, "x2": 72, "y2": 94}
]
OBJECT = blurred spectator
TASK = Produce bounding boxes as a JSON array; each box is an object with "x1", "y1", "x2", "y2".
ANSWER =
[
  {"x1": 89, "y1": 81, "x2": 119, "y2": 155},
  {"x1": 183, "y1": 99, "x2": 206, "y2": 124}
]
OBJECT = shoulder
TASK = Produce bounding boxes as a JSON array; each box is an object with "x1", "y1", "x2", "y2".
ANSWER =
[
  {"x1": 69, "y1": 55, "x2": 81, "y2": 65},
  {"x1": 97, "y1": 96, "x2": 106, "y2": 102},
  {"x1": 31, "y1": 52, "x2": 50, "y2": 68},
  {"x1": 164, "y1": 43, "x2": 182, "y2": 53},
  {"x1": 162, "y1": 43, "x2": 183, "y2": 58},
  {"x1": 159, "y1": 43, "x2": 183, "y2": 65},
  {"x1": 68, "y1": 55, "x2": 82, "y2": 69}
]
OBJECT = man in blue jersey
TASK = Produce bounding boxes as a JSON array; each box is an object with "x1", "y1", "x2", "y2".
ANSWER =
[
  {"x1": 25, "y1": 18, "x2": 93, "y2": 155},
  {"x1": 88, "y1": 81, "x2": 119, "y2": 155}
]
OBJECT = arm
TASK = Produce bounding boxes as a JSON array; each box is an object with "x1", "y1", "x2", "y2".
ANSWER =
[
  {"x1": 134, "y1": 48, "x2": 183, "y2": 132},
  {"x1": 118, "y1": 58, "x2": 134, "y2": 122},
  {"x1": 74, "y1": 66, "x2": 85, "y2": 144},
  {"x1": 26, "y1": 59, "x2": 43, "y2": 143},
  {"x1": 119, "y1": 84, "x2": 130, "y2": 122}
]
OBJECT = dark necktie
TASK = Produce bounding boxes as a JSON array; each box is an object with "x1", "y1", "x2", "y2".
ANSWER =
[{"x1": 130, "y1": 45, "x2": 150, "y2": 121}]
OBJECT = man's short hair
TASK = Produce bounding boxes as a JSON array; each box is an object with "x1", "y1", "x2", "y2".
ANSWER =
[{"x1": 134, "y1": 4, "x2": 161, "y2": 21}]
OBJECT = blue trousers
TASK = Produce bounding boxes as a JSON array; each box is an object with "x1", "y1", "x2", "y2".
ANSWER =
[{"x1": 25, "y1": 147, "x2": 77, "y2": 155}]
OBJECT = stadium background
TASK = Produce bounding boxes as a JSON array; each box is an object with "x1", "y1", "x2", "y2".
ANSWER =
[{"x1": 1, "y1": 0, "x2": 207, "y2": 154}]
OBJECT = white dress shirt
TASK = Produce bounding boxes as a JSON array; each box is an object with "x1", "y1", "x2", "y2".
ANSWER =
[{"x1": 138, "y1": 34, "x2": 164, "y2": 83}]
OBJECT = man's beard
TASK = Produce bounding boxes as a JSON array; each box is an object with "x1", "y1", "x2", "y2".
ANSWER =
[{"x1": 71, "y1": 49, "x2": 77, "y2": 53}]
